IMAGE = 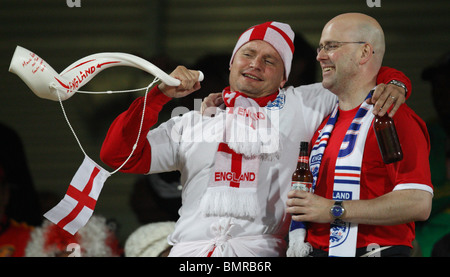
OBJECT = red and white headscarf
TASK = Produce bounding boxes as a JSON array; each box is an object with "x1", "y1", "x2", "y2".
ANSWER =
[{"x1": 230, "y1": 21, "x2": 295, "y2": 80}]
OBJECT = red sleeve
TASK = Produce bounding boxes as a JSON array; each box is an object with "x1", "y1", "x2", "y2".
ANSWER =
[
  {"x1": 389, "y1": 106, "x2": 432, "y2": 188},
  {"x1": 100, "y1": 86, "x2": 171, "y2": 174},
  {"x1": 376, "y1": 66, "x2": 412, "y2": 99}
]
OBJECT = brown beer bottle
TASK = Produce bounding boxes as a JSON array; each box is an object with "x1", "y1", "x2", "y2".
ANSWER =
[
  {"x1": 373, "y1": 113, "x2": 403, "y2": 164},
  {"x1": 291, "y1": 141, "x2": 313, "y2": 192}
]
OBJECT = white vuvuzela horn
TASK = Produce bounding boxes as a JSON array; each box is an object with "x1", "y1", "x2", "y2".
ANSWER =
[{"x1": 9, "y1": 46, "x2": 204, "y2": 101}]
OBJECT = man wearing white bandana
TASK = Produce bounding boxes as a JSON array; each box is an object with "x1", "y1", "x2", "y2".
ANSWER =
[
  {"x1": 287, "y1": 13, "x2": 433, "y2": 257},
  {"x1": 101, "y1": 21, "x2": 410, "y2": 257}
]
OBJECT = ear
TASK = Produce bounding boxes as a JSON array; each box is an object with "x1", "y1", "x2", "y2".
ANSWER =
[
  {"x1": 279, "y1": 77, "x2": 287, "y2": 88},
  {"x1": 279, "y1": 67, "x2": 288, "y2": 88},
  {"x1": 359, "y1": 43, "x2": 374, "y2": 65}
]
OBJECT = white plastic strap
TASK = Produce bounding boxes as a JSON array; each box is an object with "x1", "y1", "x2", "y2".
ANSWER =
[
  {"x1": 76, "y1": 87, "x2": 150, "y2": 94},
  {"x1": 54, "y1": 77, "x2": 160, "y2": 175}
]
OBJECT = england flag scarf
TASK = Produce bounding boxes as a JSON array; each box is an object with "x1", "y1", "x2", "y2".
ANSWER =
[
  {"x1": 309, "y1": 93, "x2": 374, "y2": 257},
  {"x1": 199, "y1": 87, "x2": 280, "y2": 219}
]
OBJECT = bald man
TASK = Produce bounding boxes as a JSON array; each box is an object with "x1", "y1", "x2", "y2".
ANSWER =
[{"x1": 287, "y1": 13, "x2": 433, "y2": 257}]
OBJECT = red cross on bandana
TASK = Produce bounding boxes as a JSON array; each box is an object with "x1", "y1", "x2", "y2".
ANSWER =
[{"x1": 44, "y1": 156, "x2": 110, "y2": 235}]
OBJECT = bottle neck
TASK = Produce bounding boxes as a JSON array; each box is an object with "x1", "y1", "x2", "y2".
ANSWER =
[{"x1": 298, "y1": 142, "x2": 310, "y2": 169}]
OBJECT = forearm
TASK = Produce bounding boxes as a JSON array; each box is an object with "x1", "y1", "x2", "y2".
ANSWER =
[{"x1": 342, "y1": 189, "x2": 432, "y2": 225}]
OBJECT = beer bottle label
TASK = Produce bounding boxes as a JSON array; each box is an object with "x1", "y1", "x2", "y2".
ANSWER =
[
  {"x1": 291, "y1": 181, "x2": 312, "y2": 192},
  {"x1": 298, "y1": 156, "x2": 309, "y2": 163}
]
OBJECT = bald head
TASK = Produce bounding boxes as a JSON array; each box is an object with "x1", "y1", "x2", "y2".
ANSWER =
[
  {"x1": 323, "y1": 13, "x2": 385, "y2": 66},
  {"x1": 317, "y1": 13, "x2": 387, "y2": 105}
]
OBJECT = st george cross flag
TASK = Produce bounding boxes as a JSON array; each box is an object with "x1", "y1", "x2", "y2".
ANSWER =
[{"x1": 44, "y1": 156, "x2": 111, "y2": 235}]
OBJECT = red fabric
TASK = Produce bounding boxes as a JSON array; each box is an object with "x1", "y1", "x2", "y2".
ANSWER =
[
  {"x1": 249, "y1": 22, "x2": 272, "y2": 41},
  {"x1": 44, "y1": 224, "x2": 79, "y2": 252},
  {"x1": 0, "y1": 218, "x2": 32, "y2": 257},
  {"x1": 222, "y1": 86, "x2": 278, "y2": 107},
  {"x1": 306, "y1": 104, "x2": 432, "y2": 251},
  {"x1": 217, "y1": 143, "x2": 243, "y2": 188},
  {"x1": 42, "y1": 222, "x2": 123, "y2": 256},
  {"x1": 377, "y1": 66, "x2": 412, "y2": 99}
]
